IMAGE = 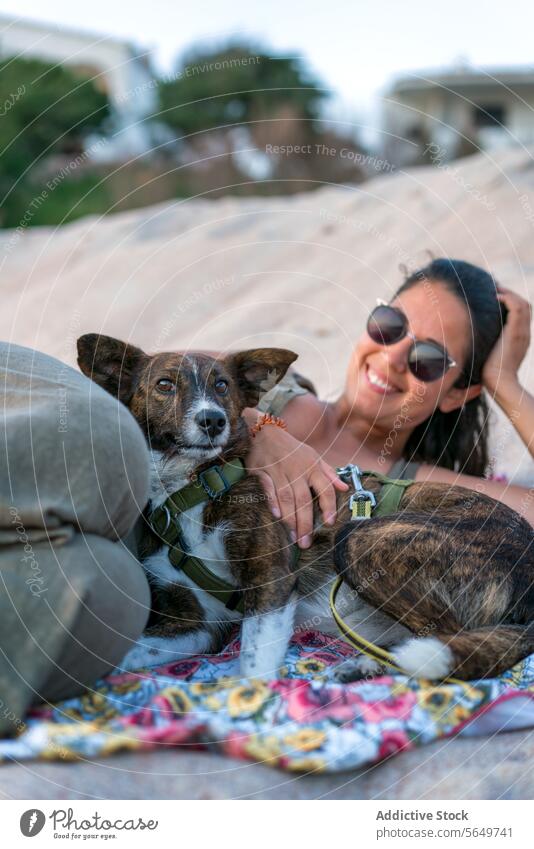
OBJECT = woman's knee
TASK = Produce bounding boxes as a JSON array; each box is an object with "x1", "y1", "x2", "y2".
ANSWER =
[
  {"x1": 0, "y1": 344, "x2": 149, "y2": 540},
  {"x1": 0, "y1": 529, "x2": 151, "y2": 712},
  {"x1": 37, "y1": 534, "x2": 151, "y2": 703},
  {"x1": 78, "y1": 386, "x2": 150, "y2": 539}
]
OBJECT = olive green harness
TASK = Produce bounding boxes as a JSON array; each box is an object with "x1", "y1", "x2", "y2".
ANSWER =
[
  {"x1": 147, "y1": 460, "x2": 413, "y2": 620},
  {"x1": 148, "y1": 461, "x2": 463, "y2": 683},
  {"x1": 148, "y1": 458, "x2": 249, "y2": 614}
]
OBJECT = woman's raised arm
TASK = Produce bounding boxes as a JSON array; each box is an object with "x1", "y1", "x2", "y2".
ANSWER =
[{"x1": 482, "y1": 287, "x2": 534, "y2": 459}]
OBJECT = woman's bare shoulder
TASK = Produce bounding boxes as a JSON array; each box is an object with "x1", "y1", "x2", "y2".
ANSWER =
[{"x1": 283, "y1": 392, "x2": 330, "y2": 442}]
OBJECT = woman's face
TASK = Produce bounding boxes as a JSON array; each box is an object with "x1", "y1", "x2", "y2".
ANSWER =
[{"x1": 346, "y1": 281, "x2": 476, "y2": 431}]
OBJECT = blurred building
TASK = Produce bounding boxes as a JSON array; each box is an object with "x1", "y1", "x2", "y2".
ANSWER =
[
  {"x1": 382, "y1": 64, "x2": 534, "y2": 167},
  {"x1": 0, "y1": 13, "x2": 157, "y2": 158}
]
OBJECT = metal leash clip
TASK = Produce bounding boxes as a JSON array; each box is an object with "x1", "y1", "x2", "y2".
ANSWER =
[{"x1": 336, "y1": 464, "x2": 376, "y2": 521}]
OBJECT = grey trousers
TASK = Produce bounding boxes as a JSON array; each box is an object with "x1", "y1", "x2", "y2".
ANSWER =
[{"x1": 0, "y1": 342, "x2": 151, "y2": 736}]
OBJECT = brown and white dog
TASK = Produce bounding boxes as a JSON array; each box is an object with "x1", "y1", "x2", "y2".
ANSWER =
[{"x1": 77, "y1": 334, "x2": 534, "y2": 682}]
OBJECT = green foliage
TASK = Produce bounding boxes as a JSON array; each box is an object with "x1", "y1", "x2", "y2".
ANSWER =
[
  {"x1": 0, "y1": 55, "x2": 110, "y2": 226},
  {"x1": 158, "y1": 42, "x2": 327, "y2": 137},
  {"x1": 6, "y1": 174, "x2": 111, "y2": 227}
]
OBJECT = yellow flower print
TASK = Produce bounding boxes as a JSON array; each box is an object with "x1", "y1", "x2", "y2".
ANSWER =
[
  {"x1": 285, "y1": 756, "x2": 325, "y2": 773},
  {"x1": 112, "y1": 680, "x2": 143, "y2": 696},
  {"x1": 42, "y1": 722, "x2": 101, "y2": 761},
  {"x1": 227, "y1": 681, "x2": 271, "y2": 717},
  {"x1": 419, "y1": 687, "x2": 473, "y2": 725},
  {"x1": 204, "y1": 695, "x2": 223, "y2": 711},
  {"x1": 390, "y1": 682, "x2": 411, "y2": 697},
  {"x1": 245, "y1": 734, "x2": 281, "y2": 764},
  {"x1": 160, "y1": 687, "x2": 193, "y2": 715},
  {"x1": 190, "y1": 677, "x2": 234, "y2": 696},
  {"x1": 295, "y1": 658, "x2": 326, "y2": 678},
  {"x1": 418, "y1": 687, "x2": 454, "y2": 718},
  {"x1": 445, "y1": 702, "x2": 472, "y2": 725},
  {"x1": 73, "y1": 692, "x2": 117, "y2": 722},
  {"x1": 456, "y1": 682, "x2": 483, "y2": 702},
  {"x1": 505, "y1": 659, "x2": 525, "y2": 687},
  {"x1": 100, "y1": 731, "x2": 144, "y2": 757},
  {"x1": 284, "y1": 728, "x2": 327, "y2": 752}
]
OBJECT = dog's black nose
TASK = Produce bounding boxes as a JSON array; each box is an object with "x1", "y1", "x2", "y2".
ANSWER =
[{"x1": 195, "y1": 409, "x2": 227, "y2": 439}]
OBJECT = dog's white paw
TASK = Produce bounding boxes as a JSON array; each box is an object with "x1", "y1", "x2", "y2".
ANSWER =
[
  {"x1": 240, "y1": 649, "x2": 280, "y2": 680},
  {"x1": 240, "y1": 603, "x2": 296, "y2": 680},
  {"x1": 333, "y1": 655, "x2": 385, "y2": 683},
  {"x1": 115, "y1": 643, "x2": 165, "y2": 672},
  {"x1": 115, "y1": 631, "x2": 214, "y2": 674}
]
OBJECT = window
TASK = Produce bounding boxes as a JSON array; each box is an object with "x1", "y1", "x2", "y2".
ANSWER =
[{"x1": 473, "y1": 104, "x2": 506, "y2": 128}]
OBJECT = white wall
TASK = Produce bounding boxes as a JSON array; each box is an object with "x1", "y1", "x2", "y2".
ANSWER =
[
  {"x1": 0, "y1": 15, "x2": 157, "y2": 155},
  {"x1": 383, "y1": 81, "x2": 534, "y2": 164}
]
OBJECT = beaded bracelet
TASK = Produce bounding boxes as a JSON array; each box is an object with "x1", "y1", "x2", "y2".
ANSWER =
[{"x1": 250, "y1": 413, "x2": 288, "y2": 438}]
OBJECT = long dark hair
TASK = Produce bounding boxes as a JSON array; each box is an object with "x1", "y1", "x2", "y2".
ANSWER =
[{"x1": 396, "y1": 258, "x2": 506, "y2": 476}]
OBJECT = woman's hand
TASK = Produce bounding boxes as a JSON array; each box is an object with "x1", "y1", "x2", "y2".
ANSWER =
[
  {"x1": 482, "y1": 287, "x2": 532, "y2": 398},
  {"x1": 245, "y1": 424, "x2": 348, "y2": 549}
]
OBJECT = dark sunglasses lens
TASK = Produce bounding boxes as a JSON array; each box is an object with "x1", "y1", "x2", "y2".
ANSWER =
[
  {"x1": 367, "y1": 305, "x2": 406, "y2": 345},
  {"x1": 409, "y1": 342, "x2": 448, "y2": 382}
]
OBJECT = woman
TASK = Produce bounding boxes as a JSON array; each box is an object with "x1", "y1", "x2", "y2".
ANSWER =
[{"x1": 247, "y1": 258, "x2": 534, "y2": 547}]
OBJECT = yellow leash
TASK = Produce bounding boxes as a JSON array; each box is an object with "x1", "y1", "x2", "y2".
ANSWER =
[
  {"x1": 330, "y1": 576, "x2": 408, "y2": 674},
  {"x1": 330, "y1": 465, "x2": 462, "y2": 685}
]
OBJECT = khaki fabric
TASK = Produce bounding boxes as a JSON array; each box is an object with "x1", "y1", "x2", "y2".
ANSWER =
[
  {"x1": 259, "y1": 369, "x2": 317, "y2": 417},
  {"x1": 0, "y1": 343, "x2": 151, "y2": 736}
]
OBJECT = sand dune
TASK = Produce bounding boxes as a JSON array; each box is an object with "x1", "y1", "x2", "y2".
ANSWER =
[{"x1": 3, "y1": 145, "x2": 534, "y2": 481}]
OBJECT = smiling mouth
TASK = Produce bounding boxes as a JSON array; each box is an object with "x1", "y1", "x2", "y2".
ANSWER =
[{"x1": 365, "y1": 364, "x2": 399, "y2": 395}]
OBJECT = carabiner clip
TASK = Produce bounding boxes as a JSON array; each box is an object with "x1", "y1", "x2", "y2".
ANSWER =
[{"x1": 336, "y1": 464, "x2": 376, "y2": 521}]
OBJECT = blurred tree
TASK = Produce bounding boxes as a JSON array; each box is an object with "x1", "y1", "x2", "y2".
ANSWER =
[
  {"x1": 157, "y1": 42, "x2": 365, "y2": 194},
  {"x1": 158, "y1": 42, "x2": 327, "y2": 138},
  {"x1": 0, "y1": 56, "x2": 110, "y2": 226}
]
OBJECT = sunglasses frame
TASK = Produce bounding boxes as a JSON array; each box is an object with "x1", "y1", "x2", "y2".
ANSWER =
[{"x1": 367, "y1": 299, "x2": 457, "y2": 382}]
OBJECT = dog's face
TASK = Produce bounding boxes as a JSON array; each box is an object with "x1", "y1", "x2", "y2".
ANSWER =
[{"x1": 77, "y1": 334, "x2": 297, "y2": 463}]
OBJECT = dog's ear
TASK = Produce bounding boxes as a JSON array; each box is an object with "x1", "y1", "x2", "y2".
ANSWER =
[
  {"x1": 227, "y1": 348, "x2": 298, "y2": 409},
  {"x1": 77, "y1": 334, "x2": 147, "y2": 404}
]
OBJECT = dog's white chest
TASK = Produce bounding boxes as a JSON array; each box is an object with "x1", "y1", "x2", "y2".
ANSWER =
[
  {"x1": 144, "y1": 504, "x2": 241, "y2": 624},
  {"x1": 179, "y1": 505, "x2": 234, "y2": 583}
]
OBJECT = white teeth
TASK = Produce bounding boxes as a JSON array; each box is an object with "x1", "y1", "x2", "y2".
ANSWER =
[{"x1": 367, "y1": 367, "x2": 394, "y2": 391}]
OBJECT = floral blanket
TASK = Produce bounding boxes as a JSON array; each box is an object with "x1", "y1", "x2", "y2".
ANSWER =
[{"x1": 2, "y1": 629, "x2": 534, "y2": 773}]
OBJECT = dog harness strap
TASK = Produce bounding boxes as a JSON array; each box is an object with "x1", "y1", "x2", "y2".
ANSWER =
[
  {"x1": 147, "y1": 458, "x2": 248, "y2": 614},
  {"x1": 176, "y1": 552, "x2": 245, "y2": 613},
  {"x1": 360, "y1": 471, "x2": 415, "y2": 518},
  {"x1": 148, "y1": 459, "x2": 247, "y2": 532},
  {"x1": 168, "y1": 457, "x2": 246, "y2": 514}
]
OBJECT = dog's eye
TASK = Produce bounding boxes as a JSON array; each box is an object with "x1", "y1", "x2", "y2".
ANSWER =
[
  {"x1": 214, "y1": 379, "x2": 228, "y2": 395},
  {"x1": 156, "y1": 378, "x2": 175, "y2": 394}
]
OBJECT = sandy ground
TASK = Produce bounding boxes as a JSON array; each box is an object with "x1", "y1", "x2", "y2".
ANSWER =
[
  {"x1": 2, "y1": 146, "x2": 534, "y2": 797},
  {"x1": 3, "y1": 146, "x2": 534, "y2": 482},
  {"x1": 1, "y1": 730, "x2": 534, "y2": 800}
]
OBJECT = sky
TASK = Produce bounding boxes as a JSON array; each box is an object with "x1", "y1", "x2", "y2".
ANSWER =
[{"x1": 1, "y1": 0, "x2": 534, "y2": 141}]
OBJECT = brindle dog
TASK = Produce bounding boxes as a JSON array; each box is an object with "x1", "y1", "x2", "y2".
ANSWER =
[{"x1": 77, "y1": 334, "x2": 534, "y2": 681}]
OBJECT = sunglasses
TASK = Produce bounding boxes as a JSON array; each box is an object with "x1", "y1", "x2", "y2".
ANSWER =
[{"x1": 366, "y1": 301, "x2": 457, "y2": 383}]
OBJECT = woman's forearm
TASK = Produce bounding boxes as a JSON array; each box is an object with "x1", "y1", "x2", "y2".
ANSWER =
[{"x1": 491, "y1": 379, "x2": 534, "y2": 458}]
